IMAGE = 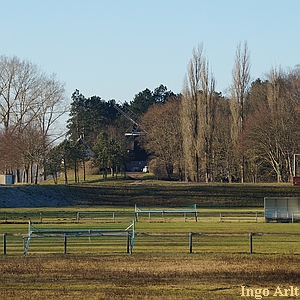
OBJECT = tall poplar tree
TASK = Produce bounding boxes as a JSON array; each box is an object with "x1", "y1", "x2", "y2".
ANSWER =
[
  {"x1": 230, "y1": 41, "x2": 251, "y2": 182},
  {"x1": 181, "y1": 44, "x2": 216, "y2": 182}
]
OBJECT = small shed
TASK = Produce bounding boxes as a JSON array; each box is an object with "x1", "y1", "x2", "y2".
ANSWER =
[
  {"x1": 0, "y1": 174, "x2": 15, "y2": 185},
  {"x1": 264, "y1": 197, "x2": 300, "y2": 222}
]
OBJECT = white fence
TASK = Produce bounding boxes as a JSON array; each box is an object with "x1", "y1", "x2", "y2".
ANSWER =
[
  {"x1": 23, "y1": 220, "x2": 135, "y2": 256},
  {"x1": 134, "y1": 204, "x2": 198, "y2": 222}
]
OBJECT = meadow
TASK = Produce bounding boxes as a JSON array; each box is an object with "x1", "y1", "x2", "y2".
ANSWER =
[{"x1": 0, "y1": 179, "x2": 299, "y2": 299}]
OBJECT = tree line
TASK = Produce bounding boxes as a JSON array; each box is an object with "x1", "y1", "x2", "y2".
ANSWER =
[
  {"x1": 0, "y1": 42, "x2": 299, "y2": 184},
  {"x1": 54, "y1": 85, "x2": 174, "y2": 183},
  {"x1": 141, "y1": 42, "x2": 299, "y2": 183}
]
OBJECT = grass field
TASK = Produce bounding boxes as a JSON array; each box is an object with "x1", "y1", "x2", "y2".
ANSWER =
[
  {"x1": 1, "y1": 252, "x2": 299, "y2": 299},
  {"x1": 0, "y1": 180, "x2": 299, "y2": 299}
]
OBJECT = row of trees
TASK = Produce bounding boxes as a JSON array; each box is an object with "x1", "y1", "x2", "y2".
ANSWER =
[
  {"x1": 140, "y1": 42, "x2": 299, "y2": 182},
  {"x1": 45, "y1": 85, "x2": 174, "y2": 183},
  {"x1": 1, "y1": 43, "x2": 298, "y2": 184}
]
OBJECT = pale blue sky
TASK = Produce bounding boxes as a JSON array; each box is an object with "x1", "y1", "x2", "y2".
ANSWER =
[{"x1": 1, "y1": 0, "x2": 299, "y2": 104}]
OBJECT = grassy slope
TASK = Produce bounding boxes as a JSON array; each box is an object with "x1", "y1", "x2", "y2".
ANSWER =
[
  {"x1": 38, "y1": 180, "x2": 300, "y2": 207},
  {"x1": 0, "y1": 177, "x2": 299, "y2": 208}
]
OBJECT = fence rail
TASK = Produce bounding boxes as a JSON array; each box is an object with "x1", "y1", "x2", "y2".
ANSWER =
[
  {"x1": 4, "y1": 209, "x2": 300, "y2": 223},
  {"x1": 22, "y1": 220, "x2": 135, "y2": 256},
  {"x1": 219, "y1": 212, "x2": 261, "y2": 222},
  {"x1": 0, "y1": 211, "x2": 77, "y2": 223},
  {"x1": 0, "y1": 206, "x2": 200, "y2": 223},
  {"x1": 134, "y1": 204, "x2": 198, "y2": 222},
  {"x1": 3, "y1": 231, "x2": 300, "y2": 256},
  {"x1": 76, "y1": 211, "x2": 133, "y2": 222}
]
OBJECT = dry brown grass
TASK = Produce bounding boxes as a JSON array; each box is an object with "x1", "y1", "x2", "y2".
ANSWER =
[{"x1": 0, "y1": 253, "x2": 299, "y2": 299}]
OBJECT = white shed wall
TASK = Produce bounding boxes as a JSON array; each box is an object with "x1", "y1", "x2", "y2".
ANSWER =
[
  {"x1": 0, "y1": 174, "x2": 14, "y2": 184},
  {"x1": 264, "y1": 197, "x2": 300, "y2": 222}
]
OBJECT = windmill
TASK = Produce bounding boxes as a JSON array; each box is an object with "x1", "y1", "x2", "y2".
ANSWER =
[
  {"x1": 113, "y1": 104, "x2": 147, "y2": 137},
  {"x1": 114, "y1": 104, "x2": 148, "y2": 171}
]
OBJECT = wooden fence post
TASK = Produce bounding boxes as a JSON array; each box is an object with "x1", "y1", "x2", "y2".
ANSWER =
[
  {"x1": 189, "y1": 232, "x2": 193, "y2": 253},
  {"x1": 3, "y1": 233, "x2": 6, "y2": 255},
  {"x1": 64, "y1": 234, "x2": 67, "y2": 254},
  {"x1": 127, "y1": 232, "x2": 131, "y2": 254},
  {"x1": 249, "y1": 232, "x2": 253, "y2": 254}
]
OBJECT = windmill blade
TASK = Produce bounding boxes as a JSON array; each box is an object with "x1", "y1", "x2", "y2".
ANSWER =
[{"x1": 114, "y1": 104, "x2": 147, "y2": 136}]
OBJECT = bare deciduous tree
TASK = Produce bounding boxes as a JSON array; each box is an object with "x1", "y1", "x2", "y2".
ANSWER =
[
  {"x1": 140, "y1": 96, "x2": 183, "y2": 180},
  {"x1": 200, "y1": 58, "x2": 216, "y2": 182},
  {"x1": 0, "y1": 55, "x2": 67, "y2": 182},
  {"x1": 181, "y1": 44, "x2": 204, "y2": 181},
  {"x1": 230, "y1": 41, "x2": 251, "y2": 182},
  {"x1": 181, "y1": 44, "x2": 216, "y2": 182},
  {"x1": 0, "y1": 55, "x2": 41, "y2": 131},
  {"x1": 240, "y1": 67, "x2": 300, "y2": 182}
]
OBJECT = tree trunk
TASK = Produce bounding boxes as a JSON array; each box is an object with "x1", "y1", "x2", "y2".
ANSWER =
[
  {"x1": 63, "y1": 159, "x2": 68, "y2": 184},
  {"x1": 83, "y1": 159, "x2": 86, "y2": 181},
  {"x1": 110, "y1": 167, "x2": 114, "y2": 177},
  {"x1": 34, "y1": 164, "x2": 39, "y2": 184}
]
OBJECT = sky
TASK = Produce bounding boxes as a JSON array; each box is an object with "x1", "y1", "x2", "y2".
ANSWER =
[{"x1": 1, "y1": 0, "x2": 300, "y2": 108}]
